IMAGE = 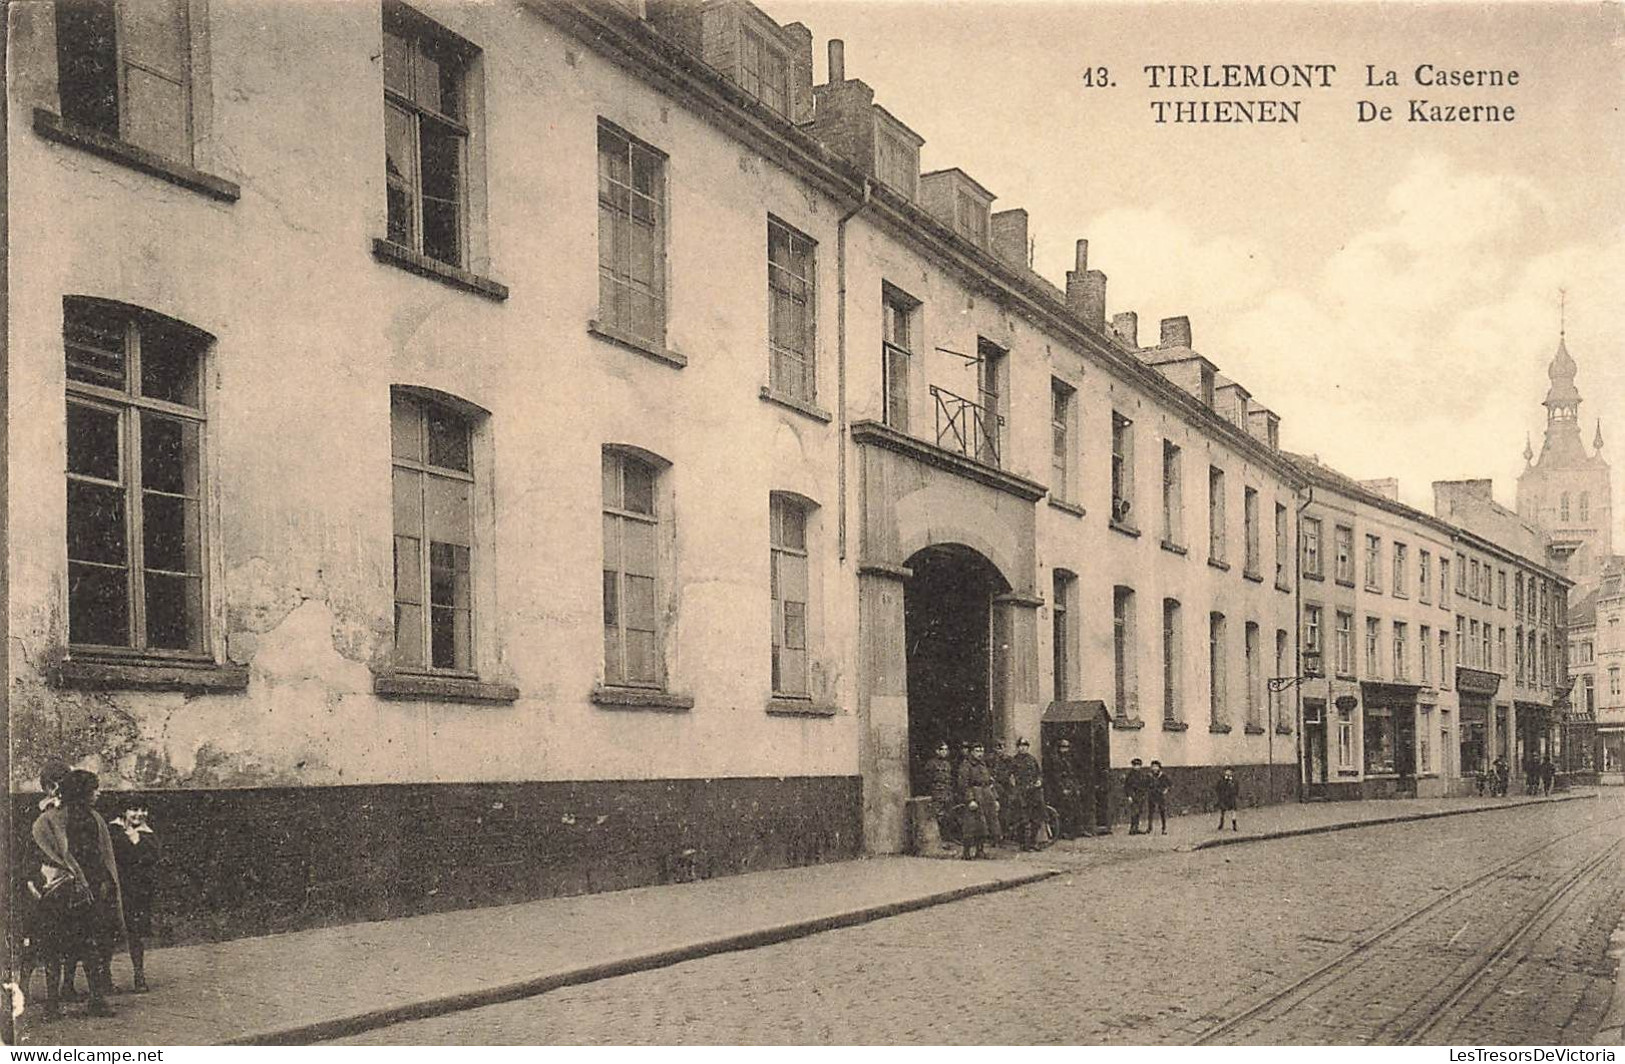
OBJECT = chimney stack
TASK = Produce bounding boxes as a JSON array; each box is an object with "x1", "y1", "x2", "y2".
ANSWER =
[
  {"x1": 1111, "y1": 311, "x2": 1139, "y2": 349},
  {"x1": 1064, "y1": 239, "x2": 1107, "y2": 330},
  {"x1": 827, "y1": 39, "x2": 845, "y2": 83},
  {"x1": 1160, "y1": 316, "x2": 1192, "y2": 348},
  {"x1": 990, "y1": 209, "x2": 1029, "y2": 268}
]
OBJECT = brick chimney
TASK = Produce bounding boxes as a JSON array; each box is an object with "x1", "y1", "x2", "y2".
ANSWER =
[
  {"x1": 991, "y1": 209, "x2": 1028, "y2": 268},
  {"x1": 1111, "y1": 311, "x2": 1139, "y2": 349},
  {"x1": 783, "y1": 22, "x2": 815, "y2": 122},
  {"x1": 1064, "y1": 240, "x2": 1107, "y2": 330},
  {"x1": 1160, "y1": 316, "x2": 1192, "y2": 348},
  {"x1": 1359, "y1": 478, "x2": 1400, "y2": 502}
]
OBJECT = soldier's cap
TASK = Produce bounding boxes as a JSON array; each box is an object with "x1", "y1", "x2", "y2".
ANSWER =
[
  {"x1": 1016, "y1": 738, "x2": 1030, "y2": 747},
  {"x1": 1057, "y1": 739, "x2": 1071, "y2": 747},
  {"x1": 1130, "y1": 757, "x2": 1143, "y2": 765},
  {"x1": 1151, "y1": 759, "x2": 1163, "y2": 768}
]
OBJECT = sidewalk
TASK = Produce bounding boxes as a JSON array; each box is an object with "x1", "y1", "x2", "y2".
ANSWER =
[
  {"x1": 21, "y1": 856, "x2": 1053, "y2": 1047},
  {"x1": 1050, "y1": 786, "x2": 1597, "y2": 857},
  {"x1": 22, "y1": 788, "x2": 1595, "y2": 1046}
]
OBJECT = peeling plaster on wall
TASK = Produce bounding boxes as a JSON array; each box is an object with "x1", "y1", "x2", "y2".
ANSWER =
[{"x1": 10, "y1": 685, "x2": 141, "y2": 788}]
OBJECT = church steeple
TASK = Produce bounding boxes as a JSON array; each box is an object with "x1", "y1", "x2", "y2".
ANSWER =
[{"x1": 1544, "y1": 334, "x2": 1581, "y2": 422}]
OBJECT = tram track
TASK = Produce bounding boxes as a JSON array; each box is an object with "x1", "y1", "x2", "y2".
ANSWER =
[{"x1": 1191, "y1": 809, "x2": 1625, "y2": 1045}]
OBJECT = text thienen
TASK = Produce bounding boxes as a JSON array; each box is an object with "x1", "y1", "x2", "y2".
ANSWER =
[
  {"x1": 1150, "y1": 99, "x2": 1301, "y2": 124},
  {"x1": 1144, "y1": 64, "x2": 1336, "y2": 88}
]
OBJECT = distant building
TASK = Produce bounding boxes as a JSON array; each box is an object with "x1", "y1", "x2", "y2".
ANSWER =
[
  {"x1": 1516, "y1": 329, "x2": 1613, "y2": 583},
  {"x1": 1569, "y1": 561, "x2": 1625, "y2": 781}
]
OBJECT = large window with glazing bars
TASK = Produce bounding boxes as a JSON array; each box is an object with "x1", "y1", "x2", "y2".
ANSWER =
[
  {"x1": 770, "y1": 495, "x2": 810, "y2": 697},
  {"x1": 881, "y1": 285, "x2": 914, "y2": 432},
  {"x1": 602, "y1": 450, "x2": 662, "y2": 687},
  {"x1": 55, "y1": 0, "x2": 194, "y2": 163},
  {"x1": 597, "y1": 121, "x2": 666, "y2": 346},
  {"x1": 384, "y1": 4, "x2": 472, "y2": 269},
  {"x1": 391, "y1": 393, "x2": 475, "y2": 673},
  {"x1": 65, "y1": 298, "x2": 209, "y2": 655},
  {"x1": 767, "y1": 217, "x2": 816, "y2": 402},
  {"x1": 738, "y1": 26, "x2": 789, "y2": 116}
]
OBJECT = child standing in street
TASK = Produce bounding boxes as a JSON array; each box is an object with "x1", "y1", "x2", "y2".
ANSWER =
[{"x1": 1215, "y1": 768, "x2": 1239, "y2": 831}]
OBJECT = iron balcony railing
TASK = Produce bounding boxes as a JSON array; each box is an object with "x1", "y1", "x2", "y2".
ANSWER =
[{"x1": 929, "y1": 385, "x2": 1003, "y2": 467}]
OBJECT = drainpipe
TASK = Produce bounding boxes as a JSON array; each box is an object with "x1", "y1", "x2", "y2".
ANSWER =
[{"x1": 836, "y1": 179, "x2": 873, "y2": 561}]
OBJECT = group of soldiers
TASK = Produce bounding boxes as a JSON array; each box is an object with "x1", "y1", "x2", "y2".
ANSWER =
[{"x1": 920, "y1": 736, "x2": 1097, "y2": 858}]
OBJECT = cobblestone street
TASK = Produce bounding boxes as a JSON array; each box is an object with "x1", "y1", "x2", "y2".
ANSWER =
[{"x1": 337, "y1": 793, "x2": 1625, "y2": 1045}]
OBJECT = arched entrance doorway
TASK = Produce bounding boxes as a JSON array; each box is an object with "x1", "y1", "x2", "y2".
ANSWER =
[{"x1": 904, "y1": 544, "x2": 1010, "y2": 791}]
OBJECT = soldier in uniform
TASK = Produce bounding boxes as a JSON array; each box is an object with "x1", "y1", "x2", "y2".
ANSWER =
[
  {"x1": 957, "y1": 743, "x2": 995, "y2": 859},
  {"x1": 1010, "y1": 738, "x2": 1045, "y2": 850},
  {"x1": 1047, "y1": 738, "x2": 1084, "y2": 839},
  {"x1": 1124, "y1": 757, "x2": 1149, "y2": 835},
  {"x1": 923, "y1": 740, "x2": 957, "y2": 846},
  {"x1": 988, "y1": 739, "x2": 1012, "y2": 847}
]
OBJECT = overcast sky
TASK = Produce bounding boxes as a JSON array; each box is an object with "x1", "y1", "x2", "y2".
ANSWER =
[{"x1": 761, "y1": 0, "x2": 1625, "y2": 537}]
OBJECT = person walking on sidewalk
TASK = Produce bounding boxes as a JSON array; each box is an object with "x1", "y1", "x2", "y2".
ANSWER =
[
  {"x1": 1124, "y1": 758, "x2": 1149, "y2": 835},
  {"x1": 1540, "y1": 755, "x2": 1557, "y2": 796},
  {"x1": 1214, "y1": 768, "x2": 1239, "y2": 831},
  {"x1": 1047, "y1": 738, "x2": 1084, "y2": 839},
  {"x1": 1146, "y1": 760, "x2": 1172, "y2": 835}
]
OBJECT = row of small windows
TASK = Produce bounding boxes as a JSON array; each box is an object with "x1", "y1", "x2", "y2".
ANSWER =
[
  {"x1": 1049, "y1": 395, "x2": 1292, "y2": 586},
  {"x1": 1052, "y1": 573, "x2": 1289, "y2": 733},
  {"x1": 1298, "y1": 518, "x2": 1557, "y2": 625},
  {"x1": 62, "y1": 298, "x2": 819, "y2": 700}
]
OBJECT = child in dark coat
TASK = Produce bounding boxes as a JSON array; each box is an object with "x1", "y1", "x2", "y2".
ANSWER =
[
  {"x1": 109, "y1": 807, "x2": 160, "y2": 991},
  {"x1": 1215, "y1": 768, "x2": 1239, "y2": 831}
]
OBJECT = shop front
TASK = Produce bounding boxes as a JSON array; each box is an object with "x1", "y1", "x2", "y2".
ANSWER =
[
  {"x1": 1360, "y1": 681, "x2": 1420, "y2": 798},
  {"x1": 1455, "y1": 667, "x2": 1501, "y2": 796}
]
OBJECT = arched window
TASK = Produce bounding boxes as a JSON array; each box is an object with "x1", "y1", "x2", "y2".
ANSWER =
[
  {"x1": 391, "y1": 389, "x2": 483, "y2": 673},
  {"x1": 603, "y1": 446, "x2": 669, "y2": 687},
  {"x1": 64, "y1": 297, "x2": 211, "y2": 653}
]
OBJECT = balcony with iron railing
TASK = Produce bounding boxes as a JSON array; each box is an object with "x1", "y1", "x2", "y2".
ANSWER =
[{"x1": 929, "y1": 384, "x2": 1002, "y2": 468}]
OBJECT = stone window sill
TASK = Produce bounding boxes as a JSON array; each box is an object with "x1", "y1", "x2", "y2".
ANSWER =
[
  {"x1": 1209, "y1": 722, "x2": 1233, "y2": 734},
  {"x1": 372, "y1": 239, "x2": 509, "y2": 301},
  {"x1": 55, "y1": 656, "x2": 249, "y2": 693},
  {"x1": 33, "y1": 108, "x2": 240, "y2": 202},
  {"x1": 759, "y1": 386, "x2": 832, "y2": 423},
  {"x1": 1336, "y1": 579, "x2": 1357, "y2": 588},
  {"x1": 1276, "y1": 581, "x2": 1293, "y2": 594},
  {"x1": 1109, "y1": 519, "x2": 1142, "y2": 539},
  {"x1": 1048, "y1": 497, "x2": 1086, "y2": 518},
  {"x1": 588, "y1": 320, "x2": 688, "y2": 368},
  {"x1": 1243, "y1": 570, "x2": 1264, "y2": 584},
  {"x1": 1336, "y1": 769, "x2": 1361, "y2": 777},
  {"x1": 1111, "y1": 715, "x2": 1145, "y2": 731},
  {"x1": 1302, "y1": 571, "x2": 1324, "y2": 582},
  {"x1": 373, "y1": 673, "x2": 519, "y2": 704},
  {"x1": 1244, "y1": 723, "x2": 1266, "y2": 735},
  {"x1": 1275, "y1": 724, "x2": 1295, "y2": 735},
  {"x1": 591, "y1": 684, "x2": 695, "y2": 712},
  {"x1": 1162, "y1": 719, "x2": 1189, "y2": 732},
  {"x1": 766, "y1": 697, "x2": 838, "y2": 718},
  {"x1": 1161, "y1": 539, "x2": 1188, "y2": 556},
  {"x1": 1393, "y1": 593, "x2": 1409, "y2": 601},
  {"x1": 1208, "y1": 557, "x2": 1231, "y2": 572},
  {"x1": 1365, "y1": 585, "x2": 1382, "y2": 595}
]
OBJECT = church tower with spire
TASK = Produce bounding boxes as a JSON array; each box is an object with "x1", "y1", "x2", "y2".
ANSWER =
[{"x1": 1516, "y1": 300, "x2": 1613, "y2": 581}]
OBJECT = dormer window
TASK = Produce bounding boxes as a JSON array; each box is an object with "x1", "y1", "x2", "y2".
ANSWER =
[
  {"x1": 739, "y1": 26, "x2": 789, "y2": 116},
  {"x1": 875, "y1": 131, "x2": 918, "y2": 200},
  {"x1": 954, "y1": 190, "x2": 988, "y2": 246}
]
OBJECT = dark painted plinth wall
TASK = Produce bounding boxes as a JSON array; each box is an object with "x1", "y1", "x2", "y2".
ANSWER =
[
  {"x1": 11, "y1": 776, "x2": 862, "y2": 945},
  {"x1": 1103, "y1": 762, "x2": 1301, "y2": 826}
]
